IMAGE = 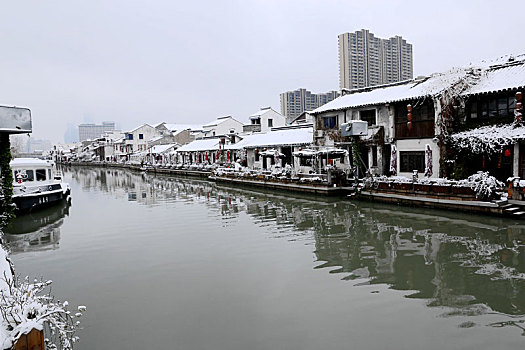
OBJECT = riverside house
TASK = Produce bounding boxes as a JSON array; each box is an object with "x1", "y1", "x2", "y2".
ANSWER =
[{"x1": 310, "y1": 53, "x2": 525, "y2": 181}]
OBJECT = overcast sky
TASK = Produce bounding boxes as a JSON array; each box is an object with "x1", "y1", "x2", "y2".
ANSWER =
[{"x1": 0, "y1": 0, "x2": 521, "y2": 143}]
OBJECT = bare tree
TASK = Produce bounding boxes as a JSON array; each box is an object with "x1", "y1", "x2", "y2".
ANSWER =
[{"x1": 9, "y1": 135, "x2": 27, "y2": 157}]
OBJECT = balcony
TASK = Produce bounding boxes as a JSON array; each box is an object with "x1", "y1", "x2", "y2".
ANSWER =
[{"x1": 243, "y1": 124, "x2": 261, "y2": 133}]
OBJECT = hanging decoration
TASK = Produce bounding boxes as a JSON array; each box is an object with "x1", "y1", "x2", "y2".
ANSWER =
[
  {"x1": 407, "y1": 104, "x2": 413, "y2": 131},
  {"x1": 424, "y1": 144, "x2": 433, "y2": 177},
  {"x1": 390, "y1": 145, "x2": 397, "y2": 176},
  {"x1": 515, "y1": 91, "x2": 522, "y2": 124}
]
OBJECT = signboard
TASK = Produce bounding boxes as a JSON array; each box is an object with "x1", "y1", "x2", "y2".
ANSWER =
[
  {"x1": 0, "y1": 106, "x2": 32, "y2": 134},
  {"x1": 340, "y1": 120, "x2": 368, "y2": 137}
]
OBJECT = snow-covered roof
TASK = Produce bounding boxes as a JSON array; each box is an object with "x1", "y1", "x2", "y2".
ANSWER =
[
  {"x1": 10, "y1": 158, "x2": 53, "y2": 168},
  {"x1": 312, "y1": 55, "x2": 525, "y2": 114},
  {"x1": 162, "y1": 123, "x2": 203, "y2": 132},
  {"x1": 463, "y1": 61, "x2": 525, "y2": 96},
  {"x1": 310, "y1": 79, "x2": 430, "y2": 114},
  {"x1": 127, "y1": 123, "x2": 153, "y2": 133},
  {"x1": 149, "y1": 136, "x2": 164, "y2": 143},
  {"x1": 229, "y1": 127, "x2": 313, "y2": 149},
  {"x1": 203, "y1": 116, "x2": 240, "y2": 128},
  {"x1": 175, "y1": 138, "x2": 220, "y2": 152},
  {"x1": 248, "y1": 107, "x2": 274, "y2": 119},
  {"x1": 149, "y1": 143, "x2": 178, "y2": 154}
]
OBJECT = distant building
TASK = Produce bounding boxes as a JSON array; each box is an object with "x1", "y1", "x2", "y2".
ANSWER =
[
  {"x1": 280, "y1": 89, "x2": 339, "y2": 118},
  {"x1": 27, "y1": 138, "x2": 52, "y2": 153},
  {"x1": 64, "y1": 123, "x2": 79, "y2": 143},
  {"x1": 202, "y1": 116, "x2": 244, "y2": 138},
  {"x1": 78, "y1": 121, "x2": 115, "y2": 141},
  {"x1": 338, "y1": 29, "x2": 413, "y2": 90},
  {"x1": 244, "y1": 107, "x2": 286, "y2": 134}
]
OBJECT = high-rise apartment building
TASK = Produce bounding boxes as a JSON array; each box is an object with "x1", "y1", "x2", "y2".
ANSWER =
[
  {"x1": 78, "y1": 121, "x2": 115, "y2": 141},
  {"x1": 338, "y1": 29, "x2": 413, "y2": 90},
  {"x1": 280, "y1": 89, "x2": 339, "y2": 118}
]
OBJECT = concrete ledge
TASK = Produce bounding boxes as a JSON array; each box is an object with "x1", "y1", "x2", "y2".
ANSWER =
[
  {"x1": 210, "y1": 176, "x2": 341, "y2": 195},
  {"x1": 357, "y1": 190, "x2": 505, "y2": 216},
  {"x1": 360, "y1": 191, "x2": 499, "y2": 208}
]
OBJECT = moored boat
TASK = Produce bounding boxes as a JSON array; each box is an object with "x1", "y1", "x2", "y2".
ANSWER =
[{"x1": 10, "y1": 158, "x2": 71, "y2": 212}]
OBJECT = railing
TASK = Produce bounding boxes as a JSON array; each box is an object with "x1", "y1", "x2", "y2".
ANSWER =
[{"x1": 243, "y1": 124, "x2": 261, "y2": 133}]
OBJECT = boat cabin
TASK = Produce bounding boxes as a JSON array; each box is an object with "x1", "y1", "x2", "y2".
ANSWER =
[{"x1": 10, "y1": 158, "x2": 57, "y2": 185}]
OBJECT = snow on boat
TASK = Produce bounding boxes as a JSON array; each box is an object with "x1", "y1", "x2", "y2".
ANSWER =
[{"x1": 10, "y1": 158, "x2": 71, "y2": 212}]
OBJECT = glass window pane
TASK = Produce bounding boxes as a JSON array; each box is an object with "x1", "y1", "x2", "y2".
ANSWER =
[
  {"x1": 36, "y1": 169, "x2": 46, "y2": 181},
  {"x1": 26, "y1": 170, "x2": 34, "y2": 181},
  {"x1": 488, "y1": 99, "x2": 497, "y2": 117},
  {"x1": 498, "y1": 98, "x2": 507, "y2": 115},
  {"x1": 509, "y1": 97, "x2": 516, "y2": 110}
]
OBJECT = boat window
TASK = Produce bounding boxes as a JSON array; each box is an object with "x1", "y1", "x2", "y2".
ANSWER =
[
  {"x1": 15, "y1": 170, "x2": 34, "y2": 182},
  {"x1": 36, "y1": 169, "x2": 47, "y2": 181},
  {"x1": 48, "y1": 169, "x2": 52, "y2": 179}
]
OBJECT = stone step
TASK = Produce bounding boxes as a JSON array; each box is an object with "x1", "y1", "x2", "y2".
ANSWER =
[
  {"x1": 513, "y1": 211, "x2": 525, "y2": 216},
  {"x1": 500, "y1": 203, "x2": 513, "y2": 209}
]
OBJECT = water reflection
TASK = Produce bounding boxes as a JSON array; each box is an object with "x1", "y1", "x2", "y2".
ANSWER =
[
  {"x1": 64, "y1": 167, "x2": 525, "y2": 331},
  {"x1": 3, "y1": 199, "x2": 70, "y2": 253}
]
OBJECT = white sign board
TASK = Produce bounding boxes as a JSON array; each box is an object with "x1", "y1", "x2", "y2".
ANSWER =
[
  {"x1": 340, "y1": 120, "x2": 368, "y2": 136},
  {"x1": 0, "y1": 106, "x2": 32, "y2": 134}
]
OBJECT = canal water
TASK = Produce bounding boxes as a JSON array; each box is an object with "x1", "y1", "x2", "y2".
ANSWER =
[{"x1": 3, "y1": 167, "x2": 525, "y2": 349}]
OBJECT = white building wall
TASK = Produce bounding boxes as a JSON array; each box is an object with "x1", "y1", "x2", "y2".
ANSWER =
[
  {"x1": 395, "y1": 139, "x2": 440, "y2": 178},
  {"x1": 259, "y1": 110, "x2": 286, "y2": 133},
  {"x1": 204, "y1": 118, "x2": 244, "y2": 136},
  {"x1": 125, "y1": 125, "x2": 163, "y2": 153}
]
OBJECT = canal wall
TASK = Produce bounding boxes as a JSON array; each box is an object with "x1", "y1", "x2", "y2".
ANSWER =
[{"x1": 62, "y1": 162, "x2": 524, "y2": 219}]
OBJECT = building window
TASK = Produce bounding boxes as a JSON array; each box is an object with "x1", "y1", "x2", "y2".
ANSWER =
[
  {"x1": 372, "y1": 146, "x2": 378, "y2": 166},
  {"x1": 139, "y1": 134, "x2": 144, "y2": 140},
  {"x1": 469, "y1": 95, "x2": 515, "y2": 120},
  {"x1": 394, "y1": 100, "x2": 435, "y2": 139},
  {"x1": 360, "y1": 109, "x2": 376, "y2": 126},
  {"x1": 254, "y1": 149, "x2": 260, "y2": 161},
  {"x1": 300, "y1": 157, "x2": 312, "y2": 166},
  {"x1": 126, "y1": 134, "x2": 133, "y2": 140},
  {"x1": 400, "y1": 151, "x2": 425, "y2": 172},
  {"x1": 268, "y1": 119, "x2": 273, "y2": 127},
  {"x1": 322, "y1": 116, "x2": 337, "y2": 129}
]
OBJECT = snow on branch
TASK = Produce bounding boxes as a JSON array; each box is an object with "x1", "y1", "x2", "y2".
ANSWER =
[
  {"x1": 450, "y1": 124, "x2": 525, "y2": 154},
  {"x1": 0, "y1": 275, "x2": 85, "y2": 349},
  {"x1": 422, "y1": 67, "x2": 484, "y2": 108}
]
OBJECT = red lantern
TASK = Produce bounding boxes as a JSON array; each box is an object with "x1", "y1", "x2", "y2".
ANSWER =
[
  {"x1": 407, "y1": 104, "x2": 413, "y2": 131},
  {"x1": 504, "y1": 149, "x2": 511, "y2": 157}
]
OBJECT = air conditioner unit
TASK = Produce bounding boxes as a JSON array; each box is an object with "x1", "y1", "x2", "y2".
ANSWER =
[
  {"x1": 341, "y1": 121, "x2": 368, "y2": 137},
  {"x1": 314, "y1": 130, "x2": 324, "y2": 138}
]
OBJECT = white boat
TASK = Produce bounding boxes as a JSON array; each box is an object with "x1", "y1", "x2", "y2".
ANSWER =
[{"x1": 10, "y1": 158, "x2": 71, "y2": 212}]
